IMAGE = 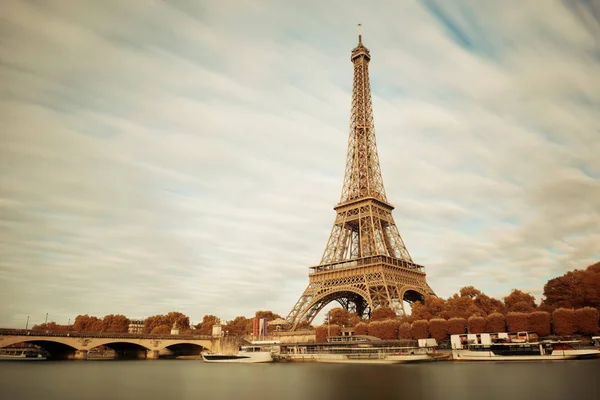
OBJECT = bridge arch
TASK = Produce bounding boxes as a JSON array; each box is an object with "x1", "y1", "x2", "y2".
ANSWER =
[
  {"x1": 0, "y1": 337, "x2": 79, "y2": 360},
  {"x1": 292, "y1": 286, "x2": 371, "y2": 329}
]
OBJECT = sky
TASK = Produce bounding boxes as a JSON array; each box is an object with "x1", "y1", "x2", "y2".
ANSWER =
[{"x1": 1, "y1": 0, "x2": 599, "y2": 328}]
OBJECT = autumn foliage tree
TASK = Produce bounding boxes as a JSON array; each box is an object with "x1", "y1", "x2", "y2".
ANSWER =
[
  {"x1": 371, "y1": 307, "x2": 397, "y2": 321},
  {"x1": 552, "y1": 308, "x2": 577, "y2": 336},
  {"x1": 224, "y1": 316, "x2": 251, "y2": 336},
  {"x1": 575, "y1": 307, "x2": 599, "y2": 335},
  {"x1": 543, "y1": 262, "x2": 600, "y2": 311},
  {"x1": 32, "y1": 322, "x2": 72, "y2": 331},
  {"x1": 73, "y1": 315, "x2": 104, "y2": 332},
  {"x1": 326, "y1": 308, "x2": 353, "y2": 327},
  {"x1": 411, "y1": 320, "x2": 429, "y2": 339},
  {"x1": 504, "y1": 290, "x2": 537, "y2": 313},
  {"x1": 150, "y1": 325, "x2": 171, "y2": 334},
  {"x1": 506, "y1": 312, "x2": 529, "y2": 332},
  {"x1": 196, "y1": 315, "x2": 220, "y2": 335},
  {"x1": 428, "y1": 318, "x2": 449, "y2": 341},
  {"x1": 144, "y1": 312, "x2": 190, "y2": 334},
  {"x1": 467, "y1": 315, "x2": 486, "y2": 333},
  {"x1": 485, "y1": 312, "x2": 506, "y2": 333},
  {"x1": 529, "y1": 311, "x2": 551, "y2": 337},
  {"x1": 101, "y1": 314, "x2": 130, "y2": 333},
  {"x1": 410, "y1": 296, "x2": 447, "y2": 321},
  {"x1": 315, "y1": 324, "x2": 340, "y2": 342},
  {"x1": 354, "y1": 322, "x2": 368, "y2": 336},
  {"x1": 399, "y1": 322, "x2": 412, "y2": 339},
  {"x1": 368, "y1": 319, "x2": 399, "y2": 340},
  {"x1": 447, "y1": 318, "x2": 467, "y2": 335}
]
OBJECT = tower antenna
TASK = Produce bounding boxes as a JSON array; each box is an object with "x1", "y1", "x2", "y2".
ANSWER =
[{"x1": 358, "y1": 23, "x2": 362, "y2": 44}]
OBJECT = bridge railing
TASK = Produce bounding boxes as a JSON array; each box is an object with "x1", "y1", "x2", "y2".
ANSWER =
[{"x1": 0, "y1": 328, "x2": 213, "y2": 340}]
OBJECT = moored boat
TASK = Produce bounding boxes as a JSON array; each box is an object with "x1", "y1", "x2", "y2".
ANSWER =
[
  {"x1": 281, "y1": 336, "x2": 437, "y2": 364},
  {"x1": 451, "y1": 332, "x2": 600, "y2": 361},
  {"x1": 0, "y1": 348, "x2": 46, "y2": 361},
  {"x1": 201, "y1": 340, "x2": 279, "y2": 364}
]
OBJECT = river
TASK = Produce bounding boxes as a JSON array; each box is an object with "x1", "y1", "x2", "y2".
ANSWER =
[{"x1": 1, "y1": 359, "x2": 599, "y2": 400}]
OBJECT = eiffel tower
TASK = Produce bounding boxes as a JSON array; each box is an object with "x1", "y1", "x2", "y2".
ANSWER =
[{"x1": 286, "y1": 26, "x2": 435, "y2": 330}]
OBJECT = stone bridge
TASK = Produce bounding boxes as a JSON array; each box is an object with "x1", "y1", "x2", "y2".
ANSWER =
[{"x1": 0, "y1": 328, "x2": 223, "y2": 360}]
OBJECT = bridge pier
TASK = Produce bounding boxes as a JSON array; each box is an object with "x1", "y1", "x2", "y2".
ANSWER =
[
  {"x1": 147, "y1": 350, "x2": 160, "y2": 360},
  {"x1": 74, "y1": 350, "x2": 88, "y2": 360}
]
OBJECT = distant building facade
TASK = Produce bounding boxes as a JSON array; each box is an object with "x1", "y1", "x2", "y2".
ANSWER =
[{"x1": 128, "y1": 319, "x2": 145, "y2": 334}]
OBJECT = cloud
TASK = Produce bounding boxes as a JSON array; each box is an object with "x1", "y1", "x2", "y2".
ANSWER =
[{"x1": 0, "y1": 0, "x2": 599, "y2": 326}]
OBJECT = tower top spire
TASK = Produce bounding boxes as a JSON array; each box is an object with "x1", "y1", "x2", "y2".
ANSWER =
[{"x1": 358, "y1": 23, "x2": 362, "y2": 45}]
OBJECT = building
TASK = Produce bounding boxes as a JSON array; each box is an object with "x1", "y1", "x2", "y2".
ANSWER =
[{"x1": 128, "y1": 319, "x2": 145, "y2": 334}]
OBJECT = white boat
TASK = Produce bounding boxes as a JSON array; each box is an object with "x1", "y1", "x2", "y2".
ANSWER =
[
  {"x1": 0, "y1": 348, "x2": 46, "y2": 361},
  {"x1": 300, "y1": 346, "x2": 432, "y2": 364},
  {"x1": 451, "y1": 332, "x2": 600, "y2": 361},
  {"x1": 282, "y1": 336, "x2": 437, "y2": 364},
  {"x1": 201, "y1": 341, "x2": 279, "y2": 364}
]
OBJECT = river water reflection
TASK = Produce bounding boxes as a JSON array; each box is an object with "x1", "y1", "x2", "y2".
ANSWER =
[{"x1": 1, "y1": 359, "x2": 599, "y2": 400}]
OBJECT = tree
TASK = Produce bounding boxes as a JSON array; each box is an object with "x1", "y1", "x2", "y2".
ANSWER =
[
  {"x1": 368, "y1": 319, "x2": 399, "y2": 340},
  {"x1": 409, "y1": 296, "x2": 447, "y2": 321},
  {"x1": 485, "y1": 312, "x2": 506, "y2": 333},
  {"x1": 144, "y1": 315, "x2": 167, "y2": 334},
  {"x1": 196, "y1": 315, "x2": 220, "y2": 335},
  {"x1": 347, "y1": 313, "x2": 361, "y2": 327},
  {"x1": 102, "y1": 314, "x2": 129, "y2": 333},
  {"x1": 371, "y1": 307, "x2": 397, "y2": 321},
  {"x1": 165, "y1": 312, "x2": 190, "y2": 330},
  {"x1": 326, "y1": 308, "x2": 351, "y2": 327},
  {"x1": 506, "y1": 312, "x2": 529, "y2": 332},
  {"x1": 475, "y1": 294, "x2": 506, "y2": 315},
  {"x1": 460, "y1": 286, "x2": 482, "y2": 299},
  {"x1": 447, "y1": 318, "x2": 467, "y2": 335},
  {"x1": 255, "y1": 310, "x2": 281, "y2": 321},
  {"x1": 575, "y1": 307, "x2": 599, "y2": 335},
  {"x1": 428, "y1": 318, "x2": 449, "y2": 341},
  {"x1": 32, "y1": 322, "x2": 71, "y2": 332},
  {"x1": 315, "y1": 324, "x2": 340, "y2": 342},
  {"x1": 150, "y1": 325, "x2": 171, "y2": 334},
  {"x1": 399, "y1": 322, "x2": 412, "y2": 339},
  {"x1": 354, "y1": 322, "x2": 368, "y2": 336},
  {"x1": 543, "y1": 263, "x2": 600, "y2": 311},
  {"x1": 73, "y1": 315, "x2": 102, "y2": 332},
  {"x1": 224, "y1": 316, "x2": 250, "y2": 337},
  {"x1": 552, "y1": 308, "x2": 576, "y2": 336},
  {"x1": 411, "y1": 320, "x2": 429, "y2": 339},
  {"x1": 504, "y1": 290, "x2": 536, "y2": 313},
  {"x1": 529, "y1": 311, "x2": 551, "y2": 337},
  {"x1": 444, "y1": 295, "x2": 482, "y2": 319},
  {"x1": 468, "y1": 316, "x2": 486, "y2": 333}
]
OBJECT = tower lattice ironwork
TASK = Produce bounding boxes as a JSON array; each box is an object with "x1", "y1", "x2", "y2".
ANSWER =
[{"x1": 286, "y1": 26, "x2": 435, "y2": 330}]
